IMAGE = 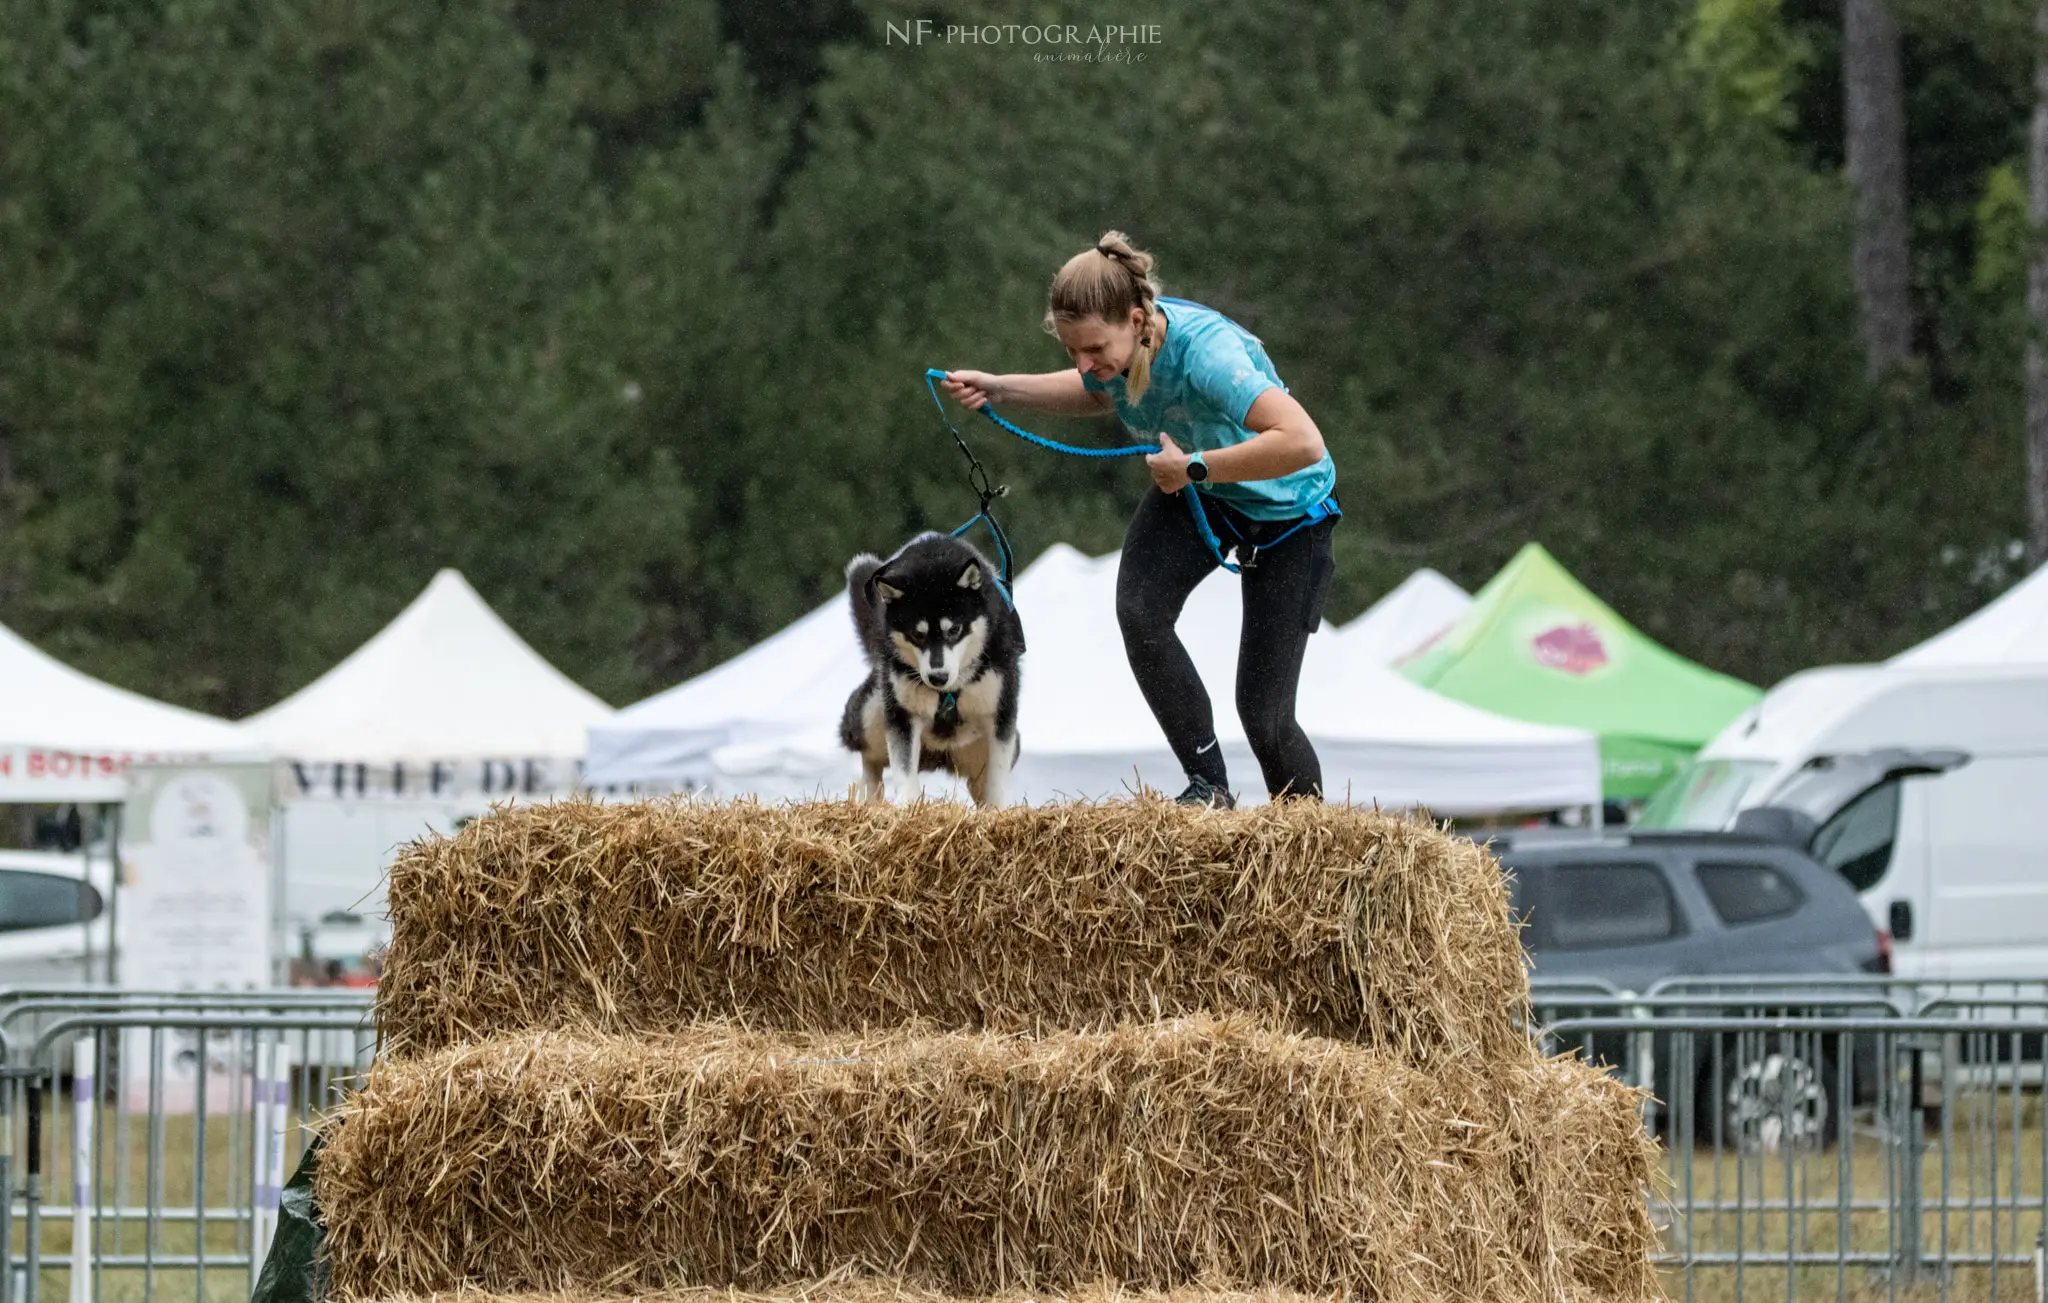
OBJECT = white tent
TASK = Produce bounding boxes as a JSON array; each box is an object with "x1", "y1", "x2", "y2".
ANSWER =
[
  {"x1": 606, "y1": 544, "x2": 1600, "y2": 812},
  {"x1": 583, "y1": 593, "x2": 855, "y2": 790},
  {"x1": 1892, "y1": 561, "x2": 2048, "y2": 668},
  {"x1": 0, "y1": 621, "x2": 250, "y2": 802},
  {"x1": 1000, "y1": 545, "x2": 1597, "y2": 809},
  {"x1": 241, "y1": 570, "x2": 616, "y2": 944},
  {"x1": 240, "y1": 569, "x2": 613, "y2": 763},
  {"x1": 1339, "y1": 568, "x2": 1471, "y2": 666}
]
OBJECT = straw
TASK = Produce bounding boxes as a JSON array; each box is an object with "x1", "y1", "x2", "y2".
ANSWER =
[
  {"x1": 318, "y1": 1017, "x2": 1658, "y2": 1302},
  {"x1": 373, "y1": 797, "x2": 1532, "y2": 1063}
]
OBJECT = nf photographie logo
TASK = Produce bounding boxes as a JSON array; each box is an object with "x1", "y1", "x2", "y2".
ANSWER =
[{"x1": 885, "y1": 19, "x2": 1162, "y2": 64}]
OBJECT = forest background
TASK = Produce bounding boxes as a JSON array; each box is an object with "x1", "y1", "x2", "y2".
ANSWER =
[{"x1": 1, "y1": 0, "x2": 2041, "y2": 714}]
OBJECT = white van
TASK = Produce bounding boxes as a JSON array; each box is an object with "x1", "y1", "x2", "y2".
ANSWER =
[
  {"x1": 0, "y1": 848, "x2": 115, "y2": 986},
  {"x1": 1639, "y1": 664, "x2": 2048, "y2": 978}
]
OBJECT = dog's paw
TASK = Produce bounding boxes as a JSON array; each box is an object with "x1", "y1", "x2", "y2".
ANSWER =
[{"x1": 882, "y1": 770, "x2": 918, "y2": 805}]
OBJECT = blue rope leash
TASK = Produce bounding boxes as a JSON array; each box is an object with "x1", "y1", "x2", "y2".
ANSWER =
[
  {"x1": 926, "y1": 367, "x2": 1243, "y2": 571},
  {"x1": 924, "y1": 367, "x2": 1339, "y2": 576},
  {"x1": 924, "y1": 369, "x2": 1154, "y2": 460}
]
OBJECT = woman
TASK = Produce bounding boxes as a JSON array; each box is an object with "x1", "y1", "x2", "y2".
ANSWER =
[{"x1": 941, "y1": 231, "x2": 1338, "y2": 807}]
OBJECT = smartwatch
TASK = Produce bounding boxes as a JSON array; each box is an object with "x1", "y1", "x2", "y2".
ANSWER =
[{"x1": 1186, "y1": 451, "x2": 1209, "y2": 483}]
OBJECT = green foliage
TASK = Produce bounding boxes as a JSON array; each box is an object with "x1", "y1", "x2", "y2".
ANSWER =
[
  {"x1": 506, "y1": 0, "x2": 722, "y2": 179},
  {"x1": 0, "y1": 0, "x2": 2035, "y2": 720},
  {"x1": 1683, "y1": 0, "x2": 1815, "y2": 132},
  {"x1": 0, "y1": 0, "x2": 725, "y2": 711},
  {"x1": 1973, "y1": 161, "x2": 2031, "y2": 296}
]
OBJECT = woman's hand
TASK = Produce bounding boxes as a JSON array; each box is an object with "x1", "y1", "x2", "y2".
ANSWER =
[
  {"x1": 1147, "y1": 433, "x2": 1193, "y2": 493},
  {"x1": 1157, "y1": 393, "x2": 1325, "y2": 488},
  {"x1": 941, "y1": 370, "x2": 1114, "y2": 418},
  {"x1": 939, "y1": 370, "x2": 1001, "y2": 411}
]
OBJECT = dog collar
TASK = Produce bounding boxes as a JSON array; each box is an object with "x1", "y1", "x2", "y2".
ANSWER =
[{"x1": 936, "y1": 691, "x2": 961, "y2": 729}]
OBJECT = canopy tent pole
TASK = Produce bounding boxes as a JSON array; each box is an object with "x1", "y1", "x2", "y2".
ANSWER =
[
  {"x1": 104, "y1": 802, "x2": 121, "y2": 985},
  {"x1": 78, "y1": 806, "x2": 94, "y2": 984}
]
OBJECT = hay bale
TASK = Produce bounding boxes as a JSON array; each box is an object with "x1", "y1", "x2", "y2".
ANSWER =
[
  {"x1": 353, "y1": 1285, "x2": 1623, "y2": 1303},
  {"x1": 355, "y1": 1289, "x2": 1378, "y2": 1303},
  {"x1": 374, "y1": 798, "x2": 1529, "y2": 1061},
  {"x1": 355, "y1": 1284, "x2": 1640, "y2": 1303},
  {"x1": 317, "y1": 1017, "x2": 1659, "y2": 1302},
  {"x1": 354, "y1": 1286, "x2": 1335, "y2": 1294}
]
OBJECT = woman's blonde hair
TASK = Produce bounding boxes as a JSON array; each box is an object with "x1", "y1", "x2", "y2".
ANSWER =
[{"x1": 1043, "y1": 230, "x2": 1163, "y2": 403}]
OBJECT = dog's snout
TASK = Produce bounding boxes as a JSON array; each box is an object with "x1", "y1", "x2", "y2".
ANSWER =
[{"x1": 926, "y1": 668, "x2": 952, "y2": 687}]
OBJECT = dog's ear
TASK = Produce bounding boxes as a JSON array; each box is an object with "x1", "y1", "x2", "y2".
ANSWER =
[
  {"x1": 869, "y1": 569, "x2": 904, "y2": 603},
  {"x1": 956, "y1": 562, "x2": 983, "y2": 591}
]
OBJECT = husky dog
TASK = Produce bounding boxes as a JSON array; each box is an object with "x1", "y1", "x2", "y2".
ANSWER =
[{"x1": 839, "y1": 532, "x2": 1024, "y2": 807}]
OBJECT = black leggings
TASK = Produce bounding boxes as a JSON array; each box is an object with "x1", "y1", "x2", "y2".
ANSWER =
[{"x1": 1115, "y1": 487, "x2": 1337, "y2": 800}]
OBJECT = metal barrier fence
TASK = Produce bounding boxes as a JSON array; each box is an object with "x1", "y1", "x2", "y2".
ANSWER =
[
  {"x1": 1644, "y1": 976, "x2": 2048, "y2": 1013},
  {"x1": 1534, "y1": 974, "x2": 2048, "y2": 1301},
  {"x1": 1532, "y1": 973, "x2": 2048, "y2": 1022},
  {"x1": 1, "y1": 980, "x2": 2043, "y2": 1303},
  {"x1": 0, "y1": 988, "x2": 374, "y2": 1303}
]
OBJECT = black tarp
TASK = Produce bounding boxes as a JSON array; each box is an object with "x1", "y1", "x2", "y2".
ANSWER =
[{"x1": 250, "y1": 1134, "x2": 328, "y2": 1303}]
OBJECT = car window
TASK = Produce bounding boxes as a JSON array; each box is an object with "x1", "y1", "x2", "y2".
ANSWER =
[
  {"x1": 1810, "y1": 780, "x2": 1900, "y2": 892},
  {"x1": 0, "y1": 870, "x2": 101, "y2": 933},
  {"x1": 1542, "y1": 861, "x2": 1680, "y2": 950},
  {"x1": 1638, "y1": 758, "x2": 1777, "y2": 830},
  {"x1": 1695, "y1": 861, "x2": 1805, "y2": 926}
]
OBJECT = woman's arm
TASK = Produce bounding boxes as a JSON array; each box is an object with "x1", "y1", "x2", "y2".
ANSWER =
[
  {"x1": 941, "y1": 369, "x2": 1116, "y2": 418},
  {"x1": 1145, "y1": 388, "x2": 1326, "y2": 492}
]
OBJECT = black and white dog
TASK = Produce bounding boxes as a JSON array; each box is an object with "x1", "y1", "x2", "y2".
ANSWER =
[{"x1": 839, "y1": 532, "x2": 1023, "y2": 807}]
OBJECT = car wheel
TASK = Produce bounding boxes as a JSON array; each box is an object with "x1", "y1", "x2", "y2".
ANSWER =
[{"x1": 1695, "y1": 1040, "x2": 1838, "y2": 1153}]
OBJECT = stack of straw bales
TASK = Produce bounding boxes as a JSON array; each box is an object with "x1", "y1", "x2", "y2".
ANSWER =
[{"x1": 320, "y1": 798, "x2": 1659, "y2": 1303}]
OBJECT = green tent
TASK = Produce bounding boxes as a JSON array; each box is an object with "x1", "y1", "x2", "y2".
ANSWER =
[{"x1": 1397, "y1": 543, "x2": 1762, "y2": 799}]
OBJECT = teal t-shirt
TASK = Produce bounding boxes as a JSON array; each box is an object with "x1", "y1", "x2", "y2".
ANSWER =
[{"x1": 1081, "y1": 296, "x2": 1336, "y2": 522}]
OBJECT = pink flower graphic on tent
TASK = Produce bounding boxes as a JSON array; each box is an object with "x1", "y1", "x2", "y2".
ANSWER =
[{"x1": 1531, "y1": 622, "x2": 1608, "y2": 676}]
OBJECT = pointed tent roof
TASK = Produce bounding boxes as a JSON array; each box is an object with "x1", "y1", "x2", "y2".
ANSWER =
[
  {"x1": 240, "y1": 569, "x2": 612, "y2": 761},
  {"x1": 1891, "y1": 560, "x2": 2048, "y2": 668},
  {"x1": 0, "y1": 621, "x2": 251, "y2": 801},
  {"x1": 1398, "y1": 542, "x2": 1762, "y2": 798},
  {"x1": 1340, "y1": 568, "x2": 1472, "y2": 665}
]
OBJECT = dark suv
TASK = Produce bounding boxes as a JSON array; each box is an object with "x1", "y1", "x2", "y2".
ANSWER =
[{"x1": 1485, "y1": 828, "x2": 1888, "y2": 1147}]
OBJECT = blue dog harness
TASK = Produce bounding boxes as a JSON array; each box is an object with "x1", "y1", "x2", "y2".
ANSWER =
[{"x1": 923, "y1": 368, "x2": 1339, "y2": 574}]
